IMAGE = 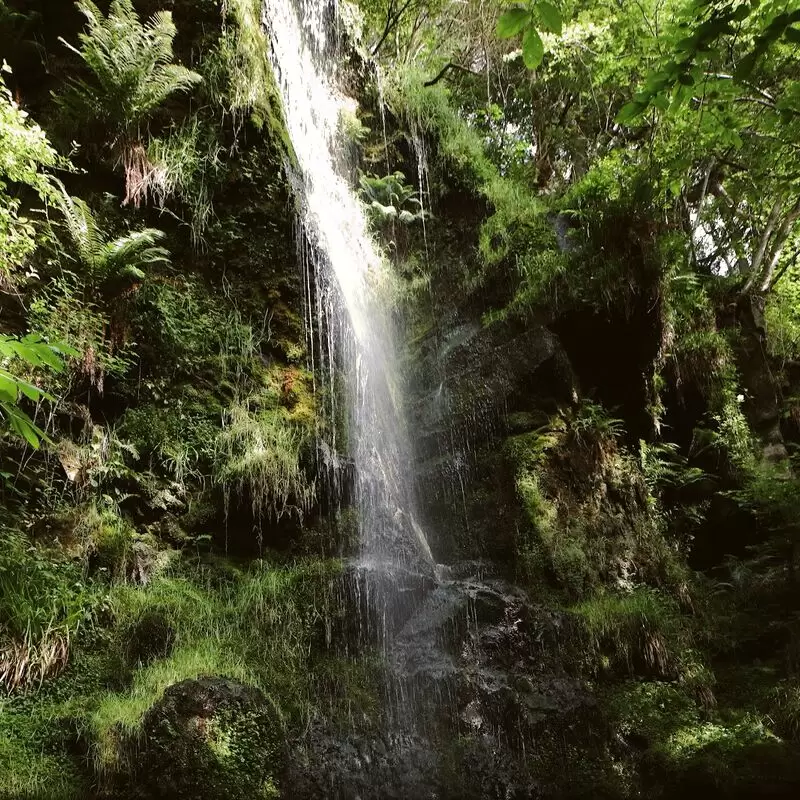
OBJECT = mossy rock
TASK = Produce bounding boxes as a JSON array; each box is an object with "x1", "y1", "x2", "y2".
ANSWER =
[{"x1": 127, "y1": 677, "x2": 280, "y2": 799}]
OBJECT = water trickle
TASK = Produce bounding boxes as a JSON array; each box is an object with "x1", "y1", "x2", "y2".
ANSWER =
[
  {"x1": 264, "y1": 0, "x2": 433, "y2": 571},
  {"x1": 374, "y1": 64, "x2": 392, "y2": 178},
  {"x1": 410, "y1": 123, "x2": 431, "y2": 260}
]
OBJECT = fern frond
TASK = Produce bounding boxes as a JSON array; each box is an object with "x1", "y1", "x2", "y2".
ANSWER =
[
  {"x1": 103, "y1": 229, "x2": 169, "y2": 280},
  {"x1": 53, "y1": 183, "x2": 104, "y2": 275},
  {"x1": 57, "y1": 0, "x2": 201, "y2": 134},
  {"x1": 53, "y1": 184, "x2": 170, "y2": 293}
]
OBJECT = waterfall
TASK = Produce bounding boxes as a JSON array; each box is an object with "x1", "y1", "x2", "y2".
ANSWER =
[
  {"x1": 263, "y1": 0, "x2": 433, "y2": 571},
  {"x1": 261, "y1": 9, "x2": 587, "y2": 788}
]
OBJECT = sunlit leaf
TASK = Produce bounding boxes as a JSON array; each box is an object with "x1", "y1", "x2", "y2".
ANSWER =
[
  {"x1": 522, "y1": 26, "x2": 544, "y2": 69},
  {"x1": 0, "y1": 374, "x2": 18, "y2": 403},
  {"x1": 497, "y1": 8, "x2": 531, "y2": 38}
]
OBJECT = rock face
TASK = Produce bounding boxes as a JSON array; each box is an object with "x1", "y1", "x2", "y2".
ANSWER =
[
  {"x1": 411, "y1": 315, "x2": 578, "y2": 562},
  {"x1": 127, "y1": 677, "x2": 279, "y2": 799},
  {"x1": 282, "y1": 561, "x2": 601, "y2": 799}
]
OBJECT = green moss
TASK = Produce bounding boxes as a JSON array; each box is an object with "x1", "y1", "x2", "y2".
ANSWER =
[
  {"x1": 88, "y1": 639, "x2": 258, "y2": 777},
  {"x1": 505, "y1": 404, "x2": 680, "y2": 597},
  {"x1": 203, "y1": 0, "x2": 295, "y2": 162},
  {"x1": 573, "y1": 589, "x2": 690, "y2": 679},
  {"x1": 0, "y1": 723, "x2": 85, "y2": 799}
]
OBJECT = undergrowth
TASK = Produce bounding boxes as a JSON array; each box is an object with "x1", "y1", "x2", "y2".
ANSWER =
[{"x1": 0, "y1": 554, "x2": 355, "y2": 795}]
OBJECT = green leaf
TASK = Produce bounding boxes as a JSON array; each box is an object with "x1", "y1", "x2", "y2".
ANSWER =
[
  {"x1": 652, "y1": 94, "x2": 670, "y2": 111},
  {"x1": 6, "y1": 341, "x2": 42, "y2": 366},
  {"x1": 15, "y1": 379, "x2": 43, "y2": 403},
  {"x1": 0, "y1": 402, "x2": 45, "y2": 448},
  {"x1": 497, "y1": 8, "x2": 532, "y2": 38},
  {"x1": 615, "y1": 101, "x2": 646, "y2": 123},
  {"x1": 522, "y1": 26, "x2": 545, "y2": 69},
  {"x1": 536, "y1": 1, "x2": 562, "y2": 35},
  {"x1": 734, "y1": 51, "x2": 758, "y2": 81},
  {"x1": 21, "y1": 336, "x2": 64, "y2": 370},
  {"x1": 0, "y1": 374, "x2": 18, "y2": 403},
  {"x1": 669, "y1": 84, "x2": 691, "y2": 113}
]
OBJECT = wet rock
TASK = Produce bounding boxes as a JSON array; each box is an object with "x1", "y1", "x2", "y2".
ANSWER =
[
  {"x1": 283, "y1": 726, "x2": 555, "y2": 800},
  {"x1": 283, "y1": 729, "x2": 440, "y2": 800},
  {"x1": 286, "y1": 563, "x2": 597, "y2": 798},
  {"x1": 328, "y1": 559, "x2": 438, "y2": 655},
  {"x1": 125, "y1": 677, "x2": 280, "y2": 799}
]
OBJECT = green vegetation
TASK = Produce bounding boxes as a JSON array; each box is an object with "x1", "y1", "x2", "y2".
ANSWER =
[
  {"x1": 0, "y1": 67, "x2": 60, "y2": 281},
  {"x1": 505, "y1": 402, "x2": 682, "y2": 596},
  {"x1": 0, "y1": 0, "x2": 329, "y2": 789},
  {"x1": 57, "y1": 0, "x2": 202, "y2": 205},
  {"x1": 3, "y1": 0, "x2": 800, "y2": 796}
]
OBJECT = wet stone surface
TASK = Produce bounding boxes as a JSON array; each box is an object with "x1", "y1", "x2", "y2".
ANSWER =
[{"x1": 284, "y1": 561, "x2": 596, "y2": 799}]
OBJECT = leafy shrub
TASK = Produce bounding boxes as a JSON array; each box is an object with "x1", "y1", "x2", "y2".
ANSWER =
[
  {"x1": 0, "y1": 333, "x2": 74, "y2": 447},
  {"x1": 29, "y1": 275, "x2": 136, "y2": 396},
  {"x1": 386, "y1": 67, "x2": 558, "y2": 297},
  {"x1": 0, "y1": 67, "x2": 61, "y2": 282},
  {"x1": 769, "y1": 680, "x2": 800, "y2": 741},
  {"x1": 765, "y1": 263, "x2": 800, "y2": 360}
]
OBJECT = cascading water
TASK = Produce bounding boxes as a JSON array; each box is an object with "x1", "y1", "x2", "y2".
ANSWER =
[
  {"x1": 263, "y1": 0, "x2": 433, "y2": 573},
  {"x1": 263, "y1": 4, "x2": 590, "y2": 796}
]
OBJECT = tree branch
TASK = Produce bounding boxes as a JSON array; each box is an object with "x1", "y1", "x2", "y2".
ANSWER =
[
  {"x1": 768, "y1": 249, "x2": 799, "y2": 292},
  {"x1": 423, "y1": 62, "x2": 480, "y2": 87},
  {"x1": 742, "y1": 196, "x2": 784, "y2": 294},
  {"x1": 371, "y1": 0, "x2": 415, "y2": 57},
  {"x1": 759, "y1": 198, "x2": 800, "y2": 292}
]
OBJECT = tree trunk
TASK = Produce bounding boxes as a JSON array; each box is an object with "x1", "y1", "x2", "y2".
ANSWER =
[{"x1": 734, "y1": 293, "x2": 788, "y2": 464}]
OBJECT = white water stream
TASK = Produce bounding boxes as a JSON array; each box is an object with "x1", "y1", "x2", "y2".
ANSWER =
[{"x1": 263, "y1": 0, "x2": 433, "y2": 568}]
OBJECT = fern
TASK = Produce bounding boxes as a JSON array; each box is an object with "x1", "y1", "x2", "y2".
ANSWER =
[
  {"x1": 54, "y1": 183, "x2": 169, "y2": 295},
  {"x1": 57, "y1": 0, "x2": 201, "y2": 205},
  {"x1": 359, "y1": 171, "x2": 425, "y2": 224}
]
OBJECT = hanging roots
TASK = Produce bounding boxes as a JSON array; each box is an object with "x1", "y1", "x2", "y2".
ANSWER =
[{"x1": 122, "y1": 140, "x2": 166, "y2": 207}]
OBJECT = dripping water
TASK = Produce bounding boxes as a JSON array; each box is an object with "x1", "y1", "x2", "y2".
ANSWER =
[{"x1": 264, "y1": 0, "x2": 433, "y2": 572}]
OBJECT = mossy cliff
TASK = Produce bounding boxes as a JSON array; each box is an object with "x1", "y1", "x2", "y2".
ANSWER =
[
  {"x1": 369, "y1": 56, "x2": 800, "y2": 798},
  {"x1": 2, "y1": 1, "x2": 800, "y2": 798}
]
